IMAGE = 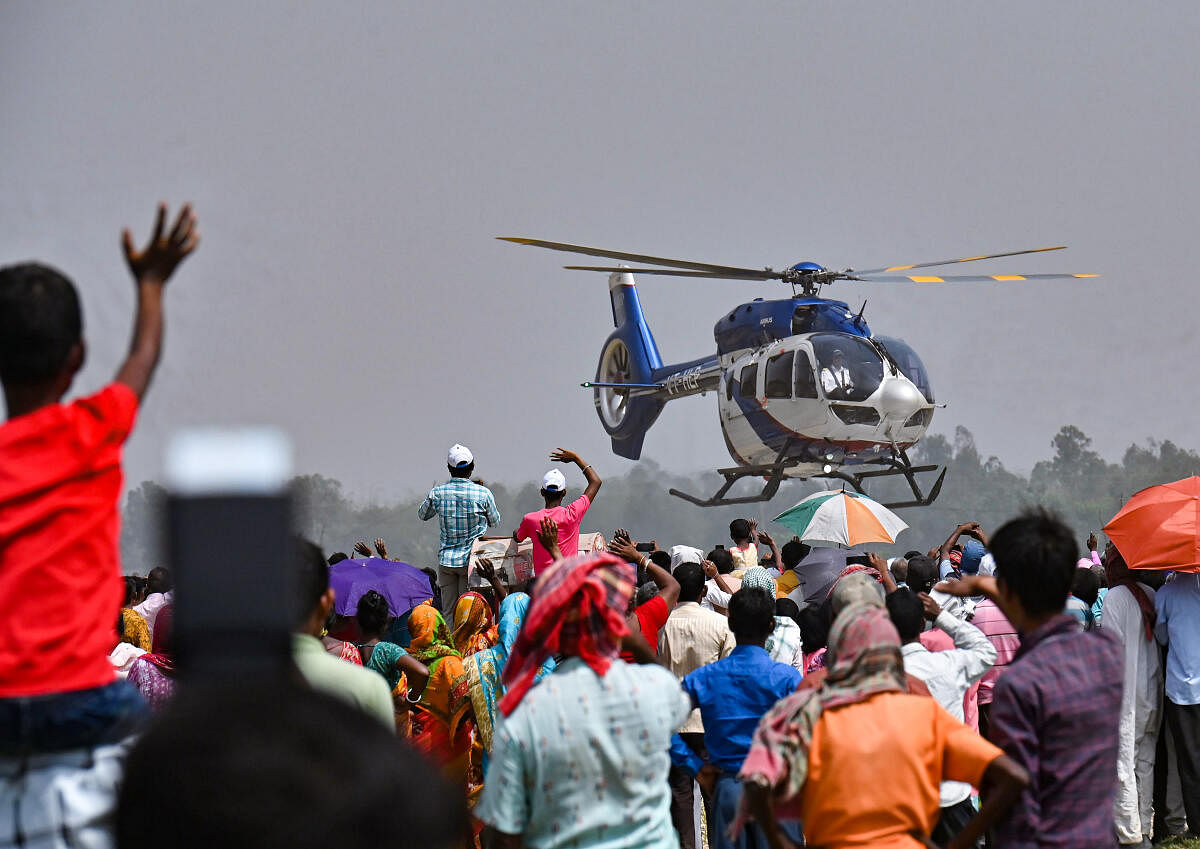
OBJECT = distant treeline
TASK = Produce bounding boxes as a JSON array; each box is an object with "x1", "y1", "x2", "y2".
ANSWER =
[{"x1": 119, "y1": 424, "x2": 1200, "y2": 574}]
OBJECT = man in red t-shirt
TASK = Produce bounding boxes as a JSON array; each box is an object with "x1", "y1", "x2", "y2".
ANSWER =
[
  {"x1": 0, "y1": 204, "x2": 199, "y2": 752},
  {"x1": 609, "y1": 533, "x2": 681, "y2": 664},
  {"x1": 514, "y1": 448, "x2": 602, "y2": 574}
]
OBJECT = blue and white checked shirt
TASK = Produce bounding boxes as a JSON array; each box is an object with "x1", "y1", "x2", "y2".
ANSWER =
[{"x1": 418, "y1": 478, "x2": 501, "y2": 569}]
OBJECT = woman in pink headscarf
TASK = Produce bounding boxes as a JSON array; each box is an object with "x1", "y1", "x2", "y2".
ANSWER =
[{"x1": 127, "y1": 603, "x2": 177, "y2": 711}]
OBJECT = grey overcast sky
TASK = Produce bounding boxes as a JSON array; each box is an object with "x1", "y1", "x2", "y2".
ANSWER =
[{"x1": 4, "y1": 2, "x2": 1199, "y2": 500}]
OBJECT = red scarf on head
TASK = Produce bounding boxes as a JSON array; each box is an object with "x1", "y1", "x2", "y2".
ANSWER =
[
  {"x1": 1106, "y1": 554, "x2": 1156, "y2": 641},
  {"x1": 499, "y1": 552, "x2": 635, "y2": 717},
  {"x1": 143, "y1": 603, "x2": 176, "y2": 675}
]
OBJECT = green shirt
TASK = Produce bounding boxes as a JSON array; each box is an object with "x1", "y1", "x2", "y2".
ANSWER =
[{"x1": 292, "y1": 634, "x2": 395, "y2": 731}]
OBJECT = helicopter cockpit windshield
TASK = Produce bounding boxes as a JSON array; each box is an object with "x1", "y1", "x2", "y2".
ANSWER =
[
  {"x1": 875, "y1": 335, "x2": 934, "y2": 403},
  {"x1": 811, "y1": 334, "x2": 883, "y2": 403}
]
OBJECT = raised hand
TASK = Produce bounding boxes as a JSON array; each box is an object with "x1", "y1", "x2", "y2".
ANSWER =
[
  {"x1": 536, "y1": 516, "x2": 562, "y2": 560},
  {"x1": 919, "y1": 592, "x2": 942, "y2": 621},
  {"x1": 934, "y1": 574, "x2": 997, "y2": 599},
  {"x1": 374, "y1": 538, "x2": 389, "y2": 559},
  {"x1": 1086, "y1": 532, "x2": 1099, "y2": 552},
  {"x1": 353, "y1": 541, "x2": 373, "y2": 558},
  {"x1": 550, "y1": 448, "x2": 581, "y2": 465},
  {"x1": 122, "y1": 203, "x2": 198, "y2": 284},
  {"x1": 608, "y1": 536, "x2": 642, "y2": 565}
]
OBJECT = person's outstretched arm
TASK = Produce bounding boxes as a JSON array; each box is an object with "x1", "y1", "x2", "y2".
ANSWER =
[
  {"x1": 612, "y1": 535, "x2": 680, "y2": 610},
  {"x1": 921, "y1": 592, "x2": 997, "y2": 684},
  {"x1": 396, "y1": 655, "x2": 429, "y2": 697},
  {"x1": 476, "y1": 559, "x2": 508, "y2": 606},
  {"x1": 552, "y1": 448, "x2": 602, "y2": 502},
  {"x1": 535, "y1": 516, "x2": 562, "y2": 562},
  {"x1": 115, "y1": 204, "x2": 199, "y2": 400},
  {"x1": 938, "y1": 522, "x2": 981, "y2": 578},
  {"x1": 758, "y1": 529, "x2": 782, "y2": 570},
  {"x1": 935, "y1": 575, "x2": 1016, "y2": 623},
  {"x1": 869, "y1": 552, "x2": 899, "y2": 595}
]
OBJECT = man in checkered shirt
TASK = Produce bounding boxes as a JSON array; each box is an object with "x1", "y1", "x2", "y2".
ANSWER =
[{"x1": 418, "y1": 444, "x2": 501, "y2": 617}]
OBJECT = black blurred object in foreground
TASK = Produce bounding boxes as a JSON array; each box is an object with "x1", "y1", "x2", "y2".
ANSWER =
[{"x1": 117, "y1": 681, "x2": 463, "y2": 849}]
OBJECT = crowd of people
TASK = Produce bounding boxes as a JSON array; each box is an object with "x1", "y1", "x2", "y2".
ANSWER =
[{"x1": 1, "y1": 204, "x2": 1198, "y2": 849}]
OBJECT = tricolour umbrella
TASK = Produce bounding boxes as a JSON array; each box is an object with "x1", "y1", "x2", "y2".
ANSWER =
[
  {"x1": 1103, "y1": 476, "x2": 1200, "y2": 572},
  {"x1": 773, "y1": 489, "x2": 907, "y2": 547},
  {"x1": 329, "y1": 557, "x2": 435, "y2": 617}
]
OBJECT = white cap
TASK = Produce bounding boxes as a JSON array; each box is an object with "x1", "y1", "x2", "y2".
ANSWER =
[
  {"x1": 447, "y1": 444, "x2": 474, "y2": 468},
  {"x1": 541, "y1": 469, "x2": 567, "y2": 492},
  {"x1": 669, "y1": 545, "x2": 704, "y2": 570}
]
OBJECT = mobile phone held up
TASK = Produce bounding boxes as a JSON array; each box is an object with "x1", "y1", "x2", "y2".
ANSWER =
[{"x1": 165, "y1": 429, "x2": 296, "y2": 683}]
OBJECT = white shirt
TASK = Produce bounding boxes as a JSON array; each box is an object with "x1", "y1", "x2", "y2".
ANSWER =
[
  {"x1": 820, "y1": 365, "x2": 853, "y2": 394},
  {"x1": 901, "y1": 611, "x2": 997, "y2": 806},
  {"x1": 133, "y1": 590, "x2": 173, "y2": 636},
  {"x1": 701, "y1": 575, "x2": 741, "y2": 612},
  {"x1": 658, "y1": 602, "x2": 737, "y2": 733}
]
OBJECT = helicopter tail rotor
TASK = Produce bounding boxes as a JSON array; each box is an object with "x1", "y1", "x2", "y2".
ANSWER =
[{"x1": 594, "y1": 271, "x2": 668, "y2": 460}]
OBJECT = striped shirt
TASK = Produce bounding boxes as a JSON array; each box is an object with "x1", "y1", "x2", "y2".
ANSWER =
[
  {"x1": 658, "y1": 601, "x2": 737, "y2": 733},
  {"x1": 418, "y1": 478, "x2": 501, "y2": 569},
  {"x1": 972, "y1": 599, "x2": 1020, "y2": 705}
]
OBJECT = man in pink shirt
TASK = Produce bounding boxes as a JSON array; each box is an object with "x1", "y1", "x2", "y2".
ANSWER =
[
  {"x1": 971, "y1": 596, "x2": 1021, "y2": 738},
  {"x1": 515, "y1": 448, "x2": 602, "y2": 574}
]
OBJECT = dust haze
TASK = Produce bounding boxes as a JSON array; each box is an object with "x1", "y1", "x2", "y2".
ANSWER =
[{"x1": 4, "y1": 2, "x2": 1198, "y2": 514}]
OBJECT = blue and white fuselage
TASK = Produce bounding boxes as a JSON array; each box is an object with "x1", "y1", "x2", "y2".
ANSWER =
[{"x1": 592, "y1": 271, "x2": 936, "y2": 477}]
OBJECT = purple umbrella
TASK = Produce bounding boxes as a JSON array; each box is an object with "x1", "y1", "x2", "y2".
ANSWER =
[{"x1": 329, "y1": 557, "x2": 434, "y2": 617}]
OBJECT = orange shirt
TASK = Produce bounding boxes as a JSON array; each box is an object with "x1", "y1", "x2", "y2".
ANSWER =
[
  {"x1": 0, "y1": 384, "x2": 138, "y2": 696},
  {"x1": 797, "y1": 692, "x2": 1001, "y2": 849}
]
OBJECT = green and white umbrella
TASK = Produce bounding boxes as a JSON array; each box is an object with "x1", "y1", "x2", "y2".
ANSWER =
[{"x1": 773, "y1": 489, "x2": 908, "y2": 547}]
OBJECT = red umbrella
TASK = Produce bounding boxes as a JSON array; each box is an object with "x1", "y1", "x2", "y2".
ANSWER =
[{"x1": 1103, "y1": 476, "x2": 1200, "y2": 572}]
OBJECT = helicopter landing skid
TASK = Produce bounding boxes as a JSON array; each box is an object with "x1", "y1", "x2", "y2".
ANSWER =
[{"x1": 667, "y1": 445, "x2": 946, "y2": 509}]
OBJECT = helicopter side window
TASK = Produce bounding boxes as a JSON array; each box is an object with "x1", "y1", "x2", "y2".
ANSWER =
[
  {"x1": 765, "y1": 351, "x2": 793, "y2": 399},
  {"x1": 794, "y1": 350, "x2": 817, "y2": 399},
  {"x1": 739, "y1": 363, "x2": 758, "y2": 400}
]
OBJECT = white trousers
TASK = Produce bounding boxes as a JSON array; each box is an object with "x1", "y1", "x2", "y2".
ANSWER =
[{"x1": 1114, "y1": 699, "x2": 1160, "y2": 843}]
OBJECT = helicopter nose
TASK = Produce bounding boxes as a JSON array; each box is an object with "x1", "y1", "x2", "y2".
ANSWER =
[{"x1": 878, "y1": 377, "x2": 925, "y2": 421}]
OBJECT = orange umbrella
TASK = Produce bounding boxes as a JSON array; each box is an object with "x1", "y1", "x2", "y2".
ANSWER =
[{"x1": 1103, "y1": 476, "x2": 1200, "y2": 572}]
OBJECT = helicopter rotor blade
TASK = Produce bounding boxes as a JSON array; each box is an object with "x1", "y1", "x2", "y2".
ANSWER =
[
  {"x1": 563, "y1": 265, "x2": 779, "y2": 280},
  {"x1": 856, "y1": 272, "x2": 1099, "y2": 283},
  {"x1": 498, "y1": 237, "x2": 772, "y2": 277},
  {"x1": 853, "y1": 246, "x2": 1067, "y2": 276}
]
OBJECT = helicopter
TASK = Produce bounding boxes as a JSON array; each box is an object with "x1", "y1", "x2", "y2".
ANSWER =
[{"x1": 501, "y1": 237, "x2": 1097, "y2": 508}]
